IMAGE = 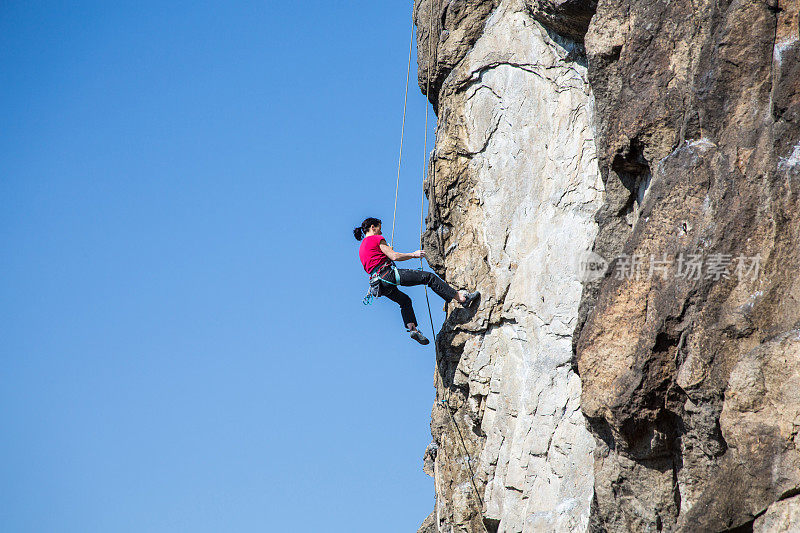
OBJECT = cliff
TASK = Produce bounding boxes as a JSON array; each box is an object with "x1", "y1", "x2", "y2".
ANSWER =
[{"x1": 411, "y1": 0, "x2": 800, "y2": 532}]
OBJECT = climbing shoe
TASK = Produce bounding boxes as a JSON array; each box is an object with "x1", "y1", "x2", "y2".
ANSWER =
[
  {"x1": 461, "y1": 291, "x2": 480, "y2": 308},
  {"x1": 409, "y1": 329, "x2": 430, "y2": 345}
]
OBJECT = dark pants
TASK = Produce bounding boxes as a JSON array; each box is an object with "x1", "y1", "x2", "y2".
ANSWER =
[{"x1": 378, "y1": 268, "x2": 458, "y2": 328}]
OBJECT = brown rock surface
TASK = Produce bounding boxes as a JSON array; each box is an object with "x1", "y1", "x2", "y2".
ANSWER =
[
  {"x1": 575, "y1": 0, "x2": 800, "y2": 530},
  {"x1": 526, "y1": 0, "x2": 597, "y2": 41},
  {"x1": 414, "y1": 0, "x2": 499, "y2": 109}
]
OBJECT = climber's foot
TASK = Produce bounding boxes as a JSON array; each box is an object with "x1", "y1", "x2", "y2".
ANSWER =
[
  {"x1": 409, "y1": 329, "x2": 430, "y2": 345},
  {"x1": 460, "y1": 290, "x2": 480, "y2": 308}
]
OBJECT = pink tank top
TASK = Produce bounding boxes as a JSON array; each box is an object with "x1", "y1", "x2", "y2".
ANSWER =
[{"x1": 359, "y1": 235, "x2": 389, "y2": 274}]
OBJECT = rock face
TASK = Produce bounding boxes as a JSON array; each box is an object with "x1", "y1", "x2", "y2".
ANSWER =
[
  {"x1": 575, "y1": 0, "x2": 800, "y2": 530},
  {"x1": 414, "y1": 0, "x2": 603, "y2": 530},
  {"x1": 412, "y1": 0, "x2": 800, "y2": 531}
]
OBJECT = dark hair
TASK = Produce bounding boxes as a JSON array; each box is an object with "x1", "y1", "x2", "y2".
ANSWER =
[{"x1": 353, "y1": 217, "x2": 381, "y2": 241}]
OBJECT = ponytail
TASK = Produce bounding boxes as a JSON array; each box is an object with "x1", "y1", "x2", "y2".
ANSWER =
[{"x1": 353, "y1": 217, "x2": 382, "y2": 241}]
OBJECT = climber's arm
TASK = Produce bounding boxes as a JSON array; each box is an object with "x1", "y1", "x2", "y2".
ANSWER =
[{"x1": 380, "y1": 241, "x2": 425, "y2": 262}]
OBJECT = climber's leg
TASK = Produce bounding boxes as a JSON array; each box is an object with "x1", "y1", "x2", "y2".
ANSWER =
[
  {"x1": 381, "y1": 283, "x2": 418, "y2": 329},
  {"x1": 396, "y1": 268, "x2": 459, "y2": 302}
]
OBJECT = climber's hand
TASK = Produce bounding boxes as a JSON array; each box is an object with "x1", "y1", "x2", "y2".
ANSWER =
[{"x1": 412, "y1": 249, "x2": 426, "y2": 259}]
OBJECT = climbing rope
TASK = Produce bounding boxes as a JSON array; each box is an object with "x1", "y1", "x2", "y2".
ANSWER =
[
  {"x1": 390, "y1": 14, "x2": 415, "y2": 249},
  {"x1": 416, "y1": 1, "x2": 487, "y2": 531}
]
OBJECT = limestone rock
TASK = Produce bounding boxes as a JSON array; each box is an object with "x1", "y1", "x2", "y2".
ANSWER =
[
  {"x1": 410, "y1": 0, "x2": 800, "y2": 531},
  {"x1": 414, "y1": 0, "x2": 603, "y2": 530},
  {"x1": 754, "y1": 495, "x2": 800, "y2": 533}
]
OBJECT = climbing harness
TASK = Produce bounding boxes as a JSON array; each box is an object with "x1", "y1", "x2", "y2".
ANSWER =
[
  {"x1": 370, "y1": 261, "x2": 400, "y2": 286},
  {"x1": 361, "y1": 261, "x2": 428, "y2": 305},
  {"x1": 362, "y1": 261, "x2": 401, "y2": 306}
]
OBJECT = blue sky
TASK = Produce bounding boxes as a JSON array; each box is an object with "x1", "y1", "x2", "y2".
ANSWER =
[{"x1": 0, "y1": 2, "x2": 445, "y2": 531}]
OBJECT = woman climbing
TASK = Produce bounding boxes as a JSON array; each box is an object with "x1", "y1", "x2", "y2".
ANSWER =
[{"x1": 354, "y1": 217, "x2": 479, "y2": 345}]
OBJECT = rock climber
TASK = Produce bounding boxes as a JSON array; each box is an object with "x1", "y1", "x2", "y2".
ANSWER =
[{"x1": 354, "y1": 217, "x2": 479, "y2": 345}]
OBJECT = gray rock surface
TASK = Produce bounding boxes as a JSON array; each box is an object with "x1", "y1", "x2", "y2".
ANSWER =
[
  {"x1": 754, "y1": 495, "x2": 800, "y2": 533},
  {"x1": 414, "y1": 0, "x2": 603, "y2": 530}
]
